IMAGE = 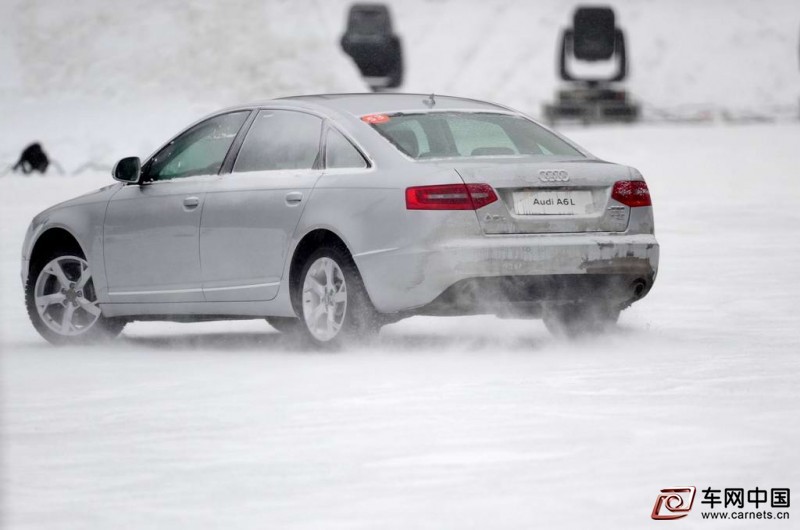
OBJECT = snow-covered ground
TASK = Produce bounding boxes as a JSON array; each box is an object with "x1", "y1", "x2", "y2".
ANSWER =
[
  {"x1": 2, "y1": 123, "x2": 799, "y2": 529},
  {"x1": 2, "y1": 0, "x2": 800, "y2": 527}
]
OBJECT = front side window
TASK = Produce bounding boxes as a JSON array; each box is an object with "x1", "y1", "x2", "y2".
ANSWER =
[
  {"x1": 325, "y1": 128, "x2": 368, "y2": 169},
  {"x1": 147, "y1": 111, "x2": 249, "y2": 181},
  {"x1": 233, "y1": 110, "x2": 322, "y2": 173},
  {"x1": 368, "y1": 112, "x2": 584, "y2": 160}
]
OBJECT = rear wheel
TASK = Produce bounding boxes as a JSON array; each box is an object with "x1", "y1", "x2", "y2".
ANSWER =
[
  {"x1": 543, "y1": 302, "x2": 620, "y2": 338},
  {"x1": 26, "y1": 251, "x2": 125, "y2": 345},
  {"x1": 296, "y1": 245, "x2": 380, "y2": 347}
]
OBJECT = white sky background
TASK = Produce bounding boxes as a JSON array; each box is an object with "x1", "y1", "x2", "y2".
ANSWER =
[
  {"x1": 1, "y1": 0, "x2": 798, "y2": 109},
  {"x1": 1, "y1": 0, "x2": 798, "y2": 167}
]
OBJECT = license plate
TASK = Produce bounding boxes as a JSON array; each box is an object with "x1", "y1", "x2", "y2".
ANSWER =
[{"x1": 512, "y1": 190, "x2": 593, "y2": 215}]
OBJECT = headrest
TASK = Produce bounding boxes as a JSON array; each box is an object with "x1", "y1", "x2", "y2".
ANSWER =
[
  {"x1": 471, "y1": 147, "x2": 515, "y2": 156},
  {"x1": 391, "y1": 128, "x2": 419, "y2": 158}
]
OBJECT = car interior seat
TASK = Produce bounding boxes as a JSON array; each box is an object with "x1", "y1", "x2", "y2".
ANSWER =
[
  {"x1": 391, "y1": 129, "x2": 419, "y2": 158},
  {"x1": 471, "y1": 147, "x2": 516, "y2": 156}
]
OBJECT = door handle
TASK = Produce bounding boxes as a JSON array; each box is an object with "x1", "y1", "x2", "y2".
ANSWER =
[
  {"x1": 183, "y1": 196, "x2": 200, "y2": 210},
  {"x1": 285, "y1": 191, "x2": 303, "y2": 204}
]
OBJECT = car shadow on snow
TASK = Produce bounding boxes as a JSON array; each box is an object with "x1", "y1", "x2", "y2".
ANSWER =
[
  {"x1": 118, "y1": 331, "x2": 309, "y2": 352},
  {"x1": 9, "y1": 326, "x2": 643, "y2": 354},
  {"x1": 9, "y1": 319, "x2": 646, "y2": 353},
  {"x1": 377, "y1": 332, "x2": 551, "y2": 352},
  {"x1": 117, "y1": 329, "x2": 555, "y2": 353}
]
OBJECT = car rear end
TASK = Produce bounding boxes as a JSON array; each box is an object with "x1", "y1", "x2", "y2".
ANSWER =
[{"x1": 352, "y1": 108, "x2": 658, "y2": 317}]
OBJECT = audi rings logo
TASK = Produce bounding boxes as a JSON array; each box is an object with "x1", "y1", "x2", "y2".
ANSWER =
[{"x1": 538, "y1": 169, "x2": 569, "y2": 182}]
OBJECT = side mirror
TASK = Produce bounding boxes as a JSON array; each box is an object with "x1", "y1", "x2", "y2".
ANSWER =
[{"x1": 112, "y1": 156, "x2": 141, "y2": 183}]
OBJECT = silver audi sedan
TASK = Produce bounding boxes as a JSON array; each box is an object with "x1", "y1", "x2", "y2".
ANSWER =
[{"x1": 21, "y1": 93, "x2": 659, "y2": 346}]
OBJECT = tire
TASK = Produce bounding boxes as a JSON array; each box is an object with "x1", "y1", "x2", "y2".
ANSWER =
[
  {"x1": 265, "y1": 316, "x2": 302, "y2": 335},
  {"x1": 26, "y1": 248, "x2": 125, "y2": 345},
  {"x1": 295, "y1": 244, "x2": 380, "y2": 347},
  {"x1": 543, "y1": 302, "x2": 620, "y2": 338}
]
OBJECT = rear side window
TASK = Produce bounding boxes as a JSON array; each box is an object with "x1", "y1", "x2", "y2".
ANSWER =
[
  {"x1": 325, "y1": 128, "x2": 368, "y2": 169},
  {"x1": 368, "y1": 112, "x2": 583, "y2": 160},
  {"x1": 234, "y1": 110, "x2": 322, "y2": 172}
]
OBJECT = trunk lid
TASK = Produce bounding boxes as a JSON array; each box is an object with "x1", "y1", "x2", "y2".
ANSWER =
[{"x1": 448, "y1": 159, "x2": 631, "y2": 234}]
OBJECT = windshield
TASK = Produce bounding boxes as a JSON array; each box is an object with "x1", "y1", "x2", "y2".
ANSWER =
[{"x1": 366, "y1": 112, "x2": 584, "y2": 160}]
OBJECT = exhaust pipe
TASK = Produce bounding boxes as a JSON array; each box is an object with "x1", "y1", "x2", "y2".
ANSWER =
[{"x1": 631, "y1": 279, "x2": 647, "y2": 299}]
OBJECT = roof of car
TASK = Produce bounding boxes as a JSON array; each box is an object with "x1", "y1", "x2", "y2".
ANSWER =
[{"x1": 275, "y1": 93, "x2": 513, "y2": 116}]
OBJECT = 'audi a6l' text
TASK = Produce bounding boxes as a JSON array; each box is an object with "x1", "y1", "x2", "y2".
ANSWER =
[{"x1": 22, "y1": 93, "x2": 659, "y2": 346}]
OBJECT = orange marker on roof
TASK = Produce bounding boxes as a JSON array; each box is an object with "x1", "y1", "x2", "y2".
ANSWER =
[{"x1": 361, "y1": 114, "x2": 391, "y2": 124}]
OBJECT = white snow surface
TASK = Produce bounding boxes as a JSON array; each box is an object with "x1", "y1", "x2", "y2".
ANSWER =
[
  {"x1": 2, "y1": 0, "x2": 800, "y2": 528},
  {"x1": 2, "y1": 123, "x2": 800, "y2": 529}
]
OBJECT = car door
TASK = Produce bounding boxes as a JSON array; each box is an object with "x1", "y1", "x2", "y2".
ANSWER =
[
  {"x1": 200, "y1": 109, "x2": 324, "y2": 302},
  {"x1": 103, "y1": 111, "x2": 250, "y2": 304}
]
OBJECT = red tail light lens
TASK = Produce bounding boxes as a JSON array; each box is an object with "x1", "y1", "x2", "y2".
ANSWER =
[
  {"x1": 612, "y1": 180, "x2": 652, "y2": 207},
  {"x1": 465, "y1": 184, "x2": 498, "y2": 209},
  {"x1": 406, "y1": 183, "x2": 498, "y2": 210}
]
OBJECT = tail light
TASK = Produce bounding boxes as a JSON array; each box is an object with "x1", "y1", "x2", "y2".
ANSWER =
[
  {"x1": 406, "y1": 183, "x2": 498, "y2": 210},
  {"x1": 612, "y1": 180, "x2": 652, "y2": 207}
]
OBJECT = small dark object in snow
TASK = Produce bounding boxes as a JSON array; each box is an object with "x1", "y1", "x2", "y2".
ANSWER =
[{"x1": 13, "y1": 143, "x2": 50, "y2": 174}]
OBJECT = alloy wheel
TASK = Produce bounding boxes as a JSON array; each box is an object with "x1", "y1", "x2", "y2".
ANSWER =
[
  {"x1": 34, "y1": 256, "x2": 101, "y2": 336},
  {"x1": 302, "y1": 257, "x2": 348, "y2": 342}
]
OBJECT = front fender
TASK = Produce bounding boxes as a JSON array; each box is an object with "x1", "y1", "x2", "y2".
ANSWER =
[{"x1": 21, "y1": 184, "x2": 120, "y2": 300}]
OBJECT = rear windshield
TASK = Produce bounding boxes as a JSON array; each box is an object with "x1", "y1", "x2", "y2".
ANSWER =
[{"x1": 366, "y1": 112, "x2": 583, "y2": 160}]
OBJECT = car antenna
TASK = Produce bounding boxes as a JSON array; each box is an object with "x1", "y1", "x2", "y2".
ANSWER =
[{"x1": 423, "y1": 93, "x2": 436, "y2": 108}]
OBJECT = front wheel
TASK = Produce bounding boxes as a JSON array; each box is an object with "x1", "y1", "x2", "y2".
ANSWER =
[
  {"x1": 297, "y1": 245, "x2": 380, "y2": 347},
  {"x1": 26, "y1": 251, "x2": 125, "y2": 345}
]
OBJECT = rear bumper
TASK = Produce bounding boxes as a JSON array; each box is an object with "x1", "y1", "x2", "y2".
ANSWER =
[
  {"x1": 355, "y1": 233, "x2": 659, "y2": 313},
  {"x1": 412, "y1": 273, "x2": 653, "y2": 317}
]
